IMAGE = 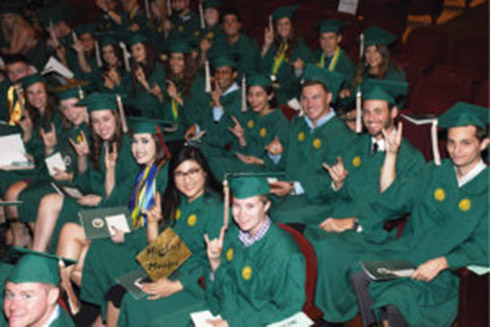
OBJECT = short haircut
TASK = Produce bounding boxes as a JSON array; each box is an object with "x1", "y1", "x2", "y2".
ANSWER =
[
  {"x1": 475, "y1": 126, "x2": 488, "y2": 142},
  {"x1": 4, "y1": 54, "x2": 29, "y2": 66},
  {"x1": 220, "y1": 7, "x2": 241, "y2": 24},
  {"x1": 301, "y1": 80, "x2": 330, "y2": 94}
]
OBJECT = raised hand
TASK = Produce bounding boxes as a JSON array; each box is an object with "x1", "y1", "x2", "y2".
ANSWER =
[
  {"x1": 150, "y1": 83, "x2": 164, "y2": 103},
  {"x1": 269, "y1": 181, "x2": 293, "y2": 197},
  {"x1": 135, "y1": 66, "x2": 150, "y2": 91},
  {"x1": 143, "y1": 192, "x2": 163, "y2": 224},
  {"x1": 204, "y1": 226, "x2": 226, "y2": 272},
  {"x1": 323, "y1": 157, "x2": 348, "y2": 190},
  {"x1": 228, "y1": 116, "x2": 245, "y2": 145},
  {"x1": 184, "y1": 124, "x2": 197, "y2": 141},
  {"x1": 69, "y1": 131, "x2": 90, "y2": 157},
  {"x1": 71, "y1": 40, "x2": 84, "y2": 54},
  {"x1": 265, "y1": 136, "x2": 283, "y2": 156},
  {"x1": 210, "y1": 80, "x2": 222, "y2": 107},
  {"x1": 41, "y1": 123, "x2": 58, "y2": 151},
  {"x1": 382, "y1": 122, "x2": 403, "y2": 155},
  {"x1": 104, "y1": 142, "x2": 118, "y2": 170},
  {"x1": 166, "y1": 80, "x2": 178, "y2": 99},
  {"x1": 263, "y1": 21, "x2": 274, "y2": 49},
  {"x1": 18, "y1": 113, "x2": 33, "y2": 142}
]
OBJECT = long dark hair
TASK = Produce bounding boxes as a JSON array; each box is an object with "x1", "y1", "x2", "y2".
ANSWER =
[
  {"x1": 89, "y1": 110, "x2": 124, "y2": 170},
  {"x1": 130, "y1": 42, "x2": 158, "y2": 95},
  {"x1": 162, "y1": 146, "x2": 213, "y2": 226},
  {"x1": 166, "y1": 52, "x2": 198, "y2": 97},
  {"x1": 25, "y1": 81, "x2": 57, "y2": 129},
  {"x1": 273, "y1": 16, "x2": 300, "y2": 60},
  {"x1": 247, "y1": 84, "x2": 277, "y2": 110},
  {"x1": 102, "y1": 43, "x2": 124, "y2": 72}
]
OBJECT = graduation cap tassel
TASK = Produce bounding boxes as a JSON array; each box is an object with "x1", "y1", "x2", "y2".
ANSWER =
[
  {"x1": 223, "y1": 179, "x2": 230, "y2": 229},
  {"x1": 431, "y1": 120, "x2": 441, "y2": 166},
  {"x1": 355, "y1": 87, "x2": 362, "y2": 133},
  {"x1": 49, "y1": 20, "x2": 60, "y2": 48},
  {"x1": 116, "y1": 95, "x2": 128, "y2": 133},
  {"x1": 268, "y1": 15, "x2": 273, "y2": 27},
  {"x1": 119, "y1": 42, "x2": 131, "y2": 72},
  {"x1": 144, "y1": 0, "x2": 151, "y2": 19},
  {"x1": 167, "y1": 0, "x2": 172, "y2": 16},
  {"x1": 94, "y1": 40, "x2": 103, "y2": 67},
  {"x1": 72, "y1": 31, "x2": 78, "y2": 43},
  {"x1": 359, "y1": 32, "x2": 365, "y2": 60},
  {"x1": 204, "y1": 60, "x2": 211, "y2": 93},
  {"x1": 241, "y1": 74, "x2": 247, "y2": 112},
  {"x1": 199, "y1": 1, "x2": 205, "y2": 29},
  {"x1": 78, "y1": 86, "x2": 84, "y2": 99}
]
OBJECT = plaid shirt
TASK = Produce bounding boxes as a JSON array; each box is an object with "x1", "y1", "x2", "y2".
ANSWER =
[{"x1": 238, "y1": 217, "x2": 271, "y2": 248}]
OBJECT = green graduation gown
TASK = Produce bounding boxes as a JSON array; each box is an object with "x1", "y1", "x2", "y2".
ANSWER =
[
  {"x1": 95, "y1": 66, "x2": 132, "y2": 96},
  {"x1": 206, "y1": 109, "x2": 289, "y2": 181},
  {"x1": 80, "y1": 163, "x2": 169, "y2": 317},
  {"x1": 212, "y1": 34, "x2": 261, "y2": 75},
  {"x1": 117, "y1": 193, "x2": 223, "y2": 327},
  {"x1": 260, "y1": 39, "x2": 313, "y2": 105},
  {"x1": 363, "y1": 160, "x2": 489, "y2": 326},
  {"x1": 314, "y1": 48, "x2": 356, "y2": 89},
  {"x1": 130, "y1": 62, "x2": 167, "y2": 119},
  {"x1": 269, "y1": 114, "x2": 357, "y2": 224},
  {"x1": 303, "y1": 135, "x2": 425, "y2": 322},
  {"x1": 167, "y1": 11, "x2": 201, "y2": 43}
]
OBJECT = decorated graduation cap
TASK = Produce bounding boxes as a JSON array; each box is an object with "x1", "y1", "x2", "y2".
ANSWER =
[
  {"x1": 75, "y1": 23, "x2": 96, "y2": 36},
  {"x1": 361, "y1": 79, "x2": 408, "y2": 107},
  {"x1": 316, "y1": 18, "x2": 348, "y2": 34},
  {"x1": 247, "y1": 73, "x2": 272, "y2": 88},
  {"x1": 7, "y1": 247, "x2": 76, "y2": 286},
  {"x1": 203, "y1": 0, "x2": 222, "y2": 9},
  {"x1": 438, "y1": 102, "x2": 489, "y2": 129},
  {"x1": 20, "y1": 74, "x2": 45, "y2": 89},
  {"x1": 361, "y1": 26, "x2": 397, "y2": 47},
  {"x1": 302, "y1": 64, "x2": 345, "y2": 102},
  {"x1": 271, "y1": 4, "x2": 299, "y2": 20}
]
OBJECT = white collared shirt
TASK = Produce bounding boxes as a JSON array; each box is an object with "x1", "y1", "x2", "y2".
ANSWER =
[
  {"x1": 456, "y1": 159, "x2": 486, "y2": 188},
  {"x1": 42, "y1": 305, "x2": 60, "y2": 327}
]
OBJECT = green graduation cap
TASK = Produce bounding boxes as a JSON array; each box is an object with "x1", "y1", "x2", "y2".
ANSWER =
[
  {"x1": 7, "y1": 247, "x2": 76, "y2": 286},
  {"x1": 20, "y1": 74, "x2": 45, "y2": 89},
  {"x1": 130, "y1": 117, "x2": 174, "y2": 134},
  {"x1": 128, "y1": 32, "x2": 148, "y2": 46},
  {"x1": 169, "y1": 41, "x2": 191, "y2": 54},
  {"x1": 204, "y1": 0, "x2": 222, "y2": 9},
  {"x1": 271, "y1": 4, "x2": 299, "y2": 20},
  {"x1": 438, "y1": 102, "x2": 489, "y2": 129},
  {"x1": 77, "y1": 93, "x2": 118, "y2": 112},
  {"x1": 100, "y1": 36, "x2": 118, "y2": 47},
  {"x1": 75, "y1": 23, "x2": 96, "y2": 36},
  {"x1": 361, "y1": 26, "x2": 397, "y2": 47},
  {"x1": 361, "y1": 79, "x2": 408, "y2": 107},
  {"x1": 230, "y1": 175, "x2": 270, "y2": 199},
  {"x1": 211, "y1": 54, "x2": 237, "y2": 69},
  {"x1": 302, "y1": 64, "x2": 345, "y2": 102},
  {"x1": 316, "y1": 18, "x2": 348, "y2": 34},
  {"x1": 247, "y1": 73, "x2": 272, "y2": 88},
  {"x1": 56, "y1": 87, "x2": 82, "y2": 101}
]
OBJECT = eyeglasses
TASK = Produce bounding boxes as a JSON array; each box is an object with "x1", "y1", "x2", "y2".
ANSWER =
[{"x1": 174, "y1": 168, "x2": 202, "y2": 179}]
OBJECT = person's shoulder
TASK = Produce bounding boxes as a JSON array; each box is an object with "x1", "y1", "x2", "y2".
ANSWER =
[
  {"x1": 203, "y1": 192, "x2": 224, "y2": 207},
  {"x1": 267, "y1": 223, "x2": 302, "y2": 255},
  {"x1": 399, "y1": 137, "x2": 425, "y2": 160}
]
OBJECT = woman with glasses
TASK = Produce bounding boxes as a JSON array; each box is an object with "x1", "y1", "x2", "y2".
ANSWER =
[{"x1": 104, "y1": 146, "x2": 223, "y2": 327}]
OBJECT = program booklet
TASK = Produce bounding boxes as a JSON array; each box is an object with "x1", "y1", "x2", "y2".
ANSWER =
[
  {"x1": 51, "y1": 182, "x2": 84, "y2": 199},
  {"x1": 136, "y1": 227, "x2": 191, "y2": 282},
  {"x1": 45, "y1": 152, "x2": 66, "y2": 176},
  {"x1": 361, "y1": 260, "x2": 415, "y2": 281},
  {"x1": 79, "y1": 206, "x2": 133, "y2": 240}
]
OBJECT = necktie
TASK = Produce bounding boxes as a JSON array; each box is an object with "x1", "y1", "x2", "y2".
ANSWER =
[{"x1": 371, "y1": 142, "x2": 379, "y2": 155}]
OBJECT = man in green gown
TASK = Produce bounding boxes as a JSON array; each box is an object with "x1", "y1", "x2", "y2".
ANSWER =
[
  {"x1": 2, "y1": 248, "x2": 75, "y2": 327},
  {"x1": 303, "y1": 79, "x2": 425, "y2": 323},
  {"x1": 350, "y1": 102, "x2": 489, "y2": 327},
  {"x1": 267, "y1": 65, "x2": 357, "y2": 225},
  {"x1": 167, "y1": 0, "x2": 201, "y2": 43}
]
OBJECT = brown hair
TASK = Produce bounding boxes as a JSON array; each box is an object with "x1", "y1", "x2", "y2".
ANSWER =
[
  {"x1": 273, "y1": 16, "x2": 300, "y2": 60},
  {"x1": 25, "y1": 81, "x2": 57, "y2": 130},
  {"x1": 166, "y1": 52, "x2": 198, "y2": 97},
  {"x1": 89, "y1": 110, "x2": 124, "y2": 170}
]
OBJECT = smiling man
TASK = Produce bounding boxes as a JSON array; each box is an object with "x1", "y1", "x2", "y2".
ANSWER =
[
  {"x1": 3, "y1": 248, "x2": 75, "y2": 327},
  {"x1": 266, "y1": 64, "x2": 356, "y2": 226}
]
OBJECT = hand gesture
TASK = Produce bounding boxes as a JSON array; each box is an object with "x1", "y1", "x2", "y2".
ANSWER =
[
  {"x1": 143, "y1": 192, "x2": 163, "y2": 224},
  {"x1": 236, "y1": 153, "x2": 264, "y2": 166},
  {"x1": 96, "y1": 0, "x2": 109, "y2": 12},
  {"x1": 55, "y1": 46, "x2": 67, "y2": 63},
  {"x1": 41, "y1": 123, "x2": 58, "y2": 150},
  {"x1": 318, "y1": 217, "x2": 356, "y2": 233},
  {"x1": 18, "y1": 113, "x2": 33, "y2": 141},
  {"x1": 150, "y1": 83, "x2": 164, "y2": 102},
  {"x1": 269, "y1": 181, "x2": 293, "y2": 197},
  {"x1": 142, "y1": 277, "x2": 183, "y2": 300},
  {"x1": 291, "y1": 57, "x2": 305, "y2": 71},
  {"x1": 166, "y1": 80, "x2": 178, "y2": 100},
  {"x1": 411, "y1": 257, "x2": 448, "y2": 282},
  {"x1": 185, "y1": 124, "x2": 197, "y2": 141},
  {"x1": 71, "y1": 40, "x2": 84, "y2": 54},
  {"x1": 200, "y1": 38, "x2": 212, "y2": 53},
  {"x1": 210, "y1": 81, "x2": 222, "y2": 107},
  {"x1": 323, "y1": 157, "x2": 348, "y2": 190},
  {"x1": 265, "y1": 136, "x2": 283, "y2": 156},
  {"x1": 135, "y1": 66, "x2": 150, "y2": 91},
  {"x1": 382, "y1": 122, "x2": 403, "y2": 155},
  {"x1": 104, "y1": 142, "x2": 118, "y2": 170},
  {"x1": 338, "y1": 88, "x2": 351, "y2": 99},
  {"x1": 69, "y1": 131, "x2": 90, "y2": 157},
  {"x1": 77, "y1": 194, "x2": 102, "y2": 206},
  {"x1": 263, "y1": 21, "x2": 274, "y2": 48},
  {"x1": 228, "y1": 116, "x2": 245, "y2": 145},
  {"x1": 204, "y1": 226, "x2": 226, "y2": 272},
  {"x1": 110, "y1": 226, "x2": 125, "y2": 243}
]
